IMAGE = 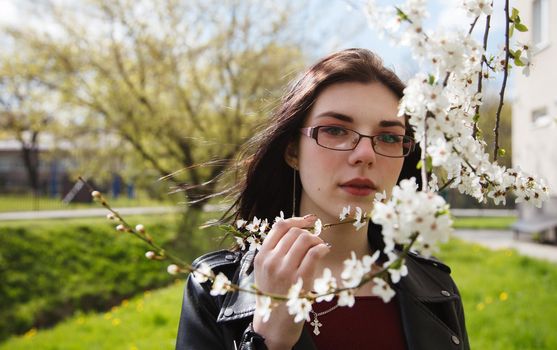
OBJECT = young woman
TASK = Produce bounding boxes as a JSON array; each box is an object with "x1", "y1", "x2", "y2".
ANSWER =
[{"x1": 176, "y1": 48, "x2": 469, "y2": 350}]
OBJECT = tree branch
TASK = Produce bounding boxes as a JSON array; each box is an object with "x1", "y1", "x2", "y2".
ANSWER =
[
  {"x1": 473, "y1": 11, "x2": 492, "y2": 138},
  {"x1": 494, "y1": 0, "x2": 510, "y2": 161}
]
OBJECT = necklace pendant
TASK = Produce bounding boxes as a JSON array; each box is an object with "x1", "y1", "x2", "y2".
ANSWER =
[{"x1": 310, "y1": 315, "x2": 322, "y2": 336}]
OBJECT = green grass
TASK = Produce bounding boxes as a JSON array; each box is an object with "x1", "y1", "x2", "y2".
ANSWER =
[
  {"x1": 438, "y1": 239, "x2": 557, "y2": 350},
  {"x1": 0, "y1": 281, "x2": 185, "y2": 350},
  {"x1": 0, "y1": 214, "x2": 179, "y2": 229},
  {"x1": 0, "y1": 194, "x2": 174, "y2": 212},
  {"x1": 0, "y1": 211, "x2": 228, "y2": 342},
  {"x1": 2, "y1": 238, "x2": 556, "y2": 349},
  {"x1": 452, "y1": 216, "x2": 517, "y2": 230}
]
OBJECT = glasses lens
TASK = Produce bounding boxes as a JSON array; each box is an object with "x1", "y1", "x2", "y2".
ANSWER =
[
  {"x1": 374, "y1": 134, "x2": 413, "y2": 157},
  {"x1": 316, "y1": 126, "x2": 358, "y2": 150}
]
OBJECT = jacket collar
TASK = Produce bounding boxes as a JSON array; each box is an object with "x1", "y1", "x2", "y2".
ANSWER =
[{"x1": 217, "y1": 250, "x2": 257, "y2": 323}]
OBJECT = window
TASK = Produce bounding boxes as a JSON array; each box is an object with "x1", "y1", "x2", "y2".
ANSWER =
[
  {"x1": 532, "y1": 106, "x2": 551, "y2": 128},
  {"x1": 532, "y1": 0, "x2": 549, "y2": 50}
]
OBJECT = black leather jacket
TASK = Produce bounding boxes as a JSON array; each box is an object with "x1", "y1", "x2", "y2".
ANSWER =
[{"x1": 176, "y1": 249, "x2": 469, "y2": 350}]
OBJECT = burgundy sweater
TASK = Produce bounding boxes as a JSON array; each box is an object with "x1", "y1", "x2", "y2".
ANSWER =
[{"x1": 304, "y1": 296, "x2": 406, "y2": 350}]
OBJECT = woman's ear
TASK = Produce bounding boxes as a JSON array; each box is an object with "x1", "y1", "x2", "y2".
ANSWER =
[{"x1": 284, "y1": 140, "x2": 299, "y2": 170}]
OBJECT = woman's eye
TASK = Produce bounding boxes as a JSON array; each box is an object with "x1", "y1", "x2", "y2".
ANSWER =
[
  {"x1": 321, "y1": 126, "x2": 348, "y2": 136},
  {"x1": 378, "y1": 134, "x2": 402, "y2": 143}
]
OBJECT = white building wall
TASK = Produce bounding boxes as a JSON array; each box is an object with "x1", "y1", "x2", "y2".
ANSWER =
[{"x1": 513, "y1": 0, "x2": 557, "y2": 218}]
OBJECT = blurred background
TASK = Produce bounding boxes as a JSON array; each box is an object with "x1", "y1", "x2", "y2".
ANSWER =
[{"x1": 0, "y1": 0, "x2": 555, "y2": 349}]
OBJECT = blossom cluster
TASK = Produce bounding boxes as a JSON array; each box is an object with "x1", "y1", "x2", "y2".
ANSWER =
[
  {"x1": 364, "y1": 0, "x2": 547, "y2": 207},
  {"x1": 372, "y1": 178, "x2": 452, "y2": 258}
]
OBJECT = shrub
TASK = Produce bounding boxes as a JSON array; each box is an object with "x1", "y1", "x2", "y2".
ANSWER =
[{"x1": 0, "y1": 216, "x2": 182, "y2": 341}]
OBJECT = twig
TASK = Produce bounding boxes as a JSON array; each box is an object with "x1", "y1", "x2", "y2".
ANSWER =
[
  {"x1": 473, "y1": 11, "x2": 492, "y2": 138},
  {"x1": 438, "y1": 177, "x2": 456, "y2": 192},
  {"x1": 468, "y1": 16, "x2": 480, "y2": 35},
  {"x1": 494, "y1": 0, "x2": 510, "y2": 161}
]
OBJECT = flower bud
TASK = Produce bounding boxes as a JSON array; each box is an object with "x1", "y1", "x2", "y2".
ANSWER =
[
  {"x1": 135, "y1": 224, "x2": 145, "y2": 233},
  {"x1": 91, "y1": 191, "x2": 102, "y2": 199},
  {"x1": 145, "y1": 251, "x2": 156, "y2": 260},
  {"x1": 167, "y1": 264, "x2": 180, "y2": 275},
  {"x1": 106, "y1": 213, "x2": 116, "y2": 220},
  {"x1": 116, "y1": 224, "x2": 126, "y2": 232}
]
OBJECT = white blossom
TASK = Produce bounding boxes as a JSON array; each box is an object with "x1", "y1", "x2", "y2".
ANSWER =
[
  {"x1": 167, "y1": 264, "x2": 180, "y2": 275},
  {"x1": 246, "y1": 236, "x2": 262, "y2": 251},
  {"x1": 286, "y1": 278, "x2": 312, "y2": 323},
  {"x1": 337, "y1": 289, "x2": 355, "y2": 307},
  {"x1": 236, "y1": 219, "x2": 247, "y2": 229},
  {"x1": 274, "y1": 211, "x2": 286, "y2": 223},
  {"x1": 235, "y1": 236, "x2": 246, "y2": 250},
  {"x1": 374, "y1": 191, "x2": 387, "y2": 203},
  {"x1": 210, "y1": 273, "x2": 232, "y2": 296},
  {"x1": 353, "y1": 207, "x2": 368, "y2": 231},
  {"x1": 313, "y1": 268, "x2": 337, "y2": 302},
  {"x1": 373, "y1": 178, "x2": 453, "y2": 258},
  {"x1": 91, "y1": 191, "x2": 101, "y2": 199},
  {"x1": 246, "y1": 217, "x2": 262, "y2": 233},
  {"x1": 341, "y1": 251, "x2": 379, "y2": 288},
  {"x1": 193, "y1": 262, "x2": 214, "y2": 283},
  {"x1": 372, "y1": 277, "x2": 396, "y2": 303},
  {"x1": 339, "y1": 205, "x2": 351, "y2": 221},
  {"x1": 383, "y1": 253, "x2": 408, "y2": 284},
  {"x1": 461, "y1": 0, "x2": 493, "y2": 17},
  {"x1": 257, "y1": 296, "x2": 273, "y2": 323},
  {"x1": 313, "y1": 219, "x2": 323, "y2": 236}
]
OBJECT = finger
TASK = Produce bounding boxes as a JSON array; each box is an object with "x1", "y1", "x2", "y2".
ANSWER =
[
  {"x1": 271, "y1": 227, "x2": 306, "y2": 258},
  {"x1": 283, "y1": 231, "x2": 324, "y2": 268},
  {"x1": 297, "y1": 243, "x2": 330, "y2": 280},
  {"x1": 260, "y1": 214, "x2": 317, "y2": 252}
]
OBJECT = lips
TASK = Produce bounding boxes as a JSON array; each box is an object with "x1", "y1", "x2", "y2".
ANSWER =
[{"x1": 339, "y1": 178, "x2": 377, "y2": 196}]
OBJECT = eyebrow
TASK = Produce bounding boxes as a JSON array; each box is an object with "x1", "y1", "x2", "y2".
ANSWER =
[{"x1": 315, "y1": 111, "x2": 406, "y2": 129}]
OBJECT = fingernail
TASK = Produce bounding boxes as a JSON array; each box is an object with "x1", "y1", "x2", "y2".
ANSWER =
[
  {"x1": 324, "y1": 242, "x2": 332, "y2": 249},
  {"x1": 303, "y1": 214, "x2": 317, "y2": 220}
]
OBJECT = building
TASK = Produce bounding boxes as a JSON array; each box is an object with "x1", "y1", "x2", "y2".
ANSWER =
[
  {"x1": 512, "y1": 0, "x2": 557, "y2": 238},
  {"x1": 0, "y1": 138, "x2": 59, "y2": 194}
]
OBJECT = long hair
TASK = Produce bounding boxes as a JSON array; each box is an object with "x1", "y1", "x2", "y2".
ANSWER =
[{"x1": 226, "y1": 48, "x2": 421, "y2": 247}]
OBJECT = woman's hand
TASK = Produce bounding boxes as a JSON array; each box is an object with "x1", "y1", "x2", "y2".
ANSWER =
[{"x1": 252, "y1": 215, "x2": 331, "y2": 349}]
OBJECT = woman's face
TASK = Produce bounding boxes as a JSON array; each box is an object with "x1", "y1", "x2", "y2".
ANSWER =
[{"x1": 294, "y1": 81, "x2": 405, "y2": 222}]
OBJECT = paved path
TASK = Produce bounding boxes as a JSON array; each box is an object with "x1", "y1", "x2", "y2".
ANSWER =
[
  {"x1": 454, "y1": 229, "x2": 557, "y2": 264},
  {"x1": 0, "y1": 206, "x2": 180, "y2": 221}
]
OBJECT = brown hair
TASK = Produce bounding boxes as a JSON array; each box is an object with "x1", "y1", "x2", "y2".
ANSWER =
[{"x1": 228, "y1": 48, "x2": 420, "y2": 224}]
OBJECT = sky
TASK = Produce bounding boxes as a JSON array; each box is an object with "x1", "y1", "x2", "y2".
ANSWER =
[{"x1": 0, "y1": 0, "x2": 508, "y2": 90}]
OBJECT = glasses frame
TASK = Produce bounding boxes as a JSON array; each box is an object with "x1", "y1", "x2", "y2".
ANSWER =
[{"x1": 300, "y1": 125, "x2": 415, "y2": 158}]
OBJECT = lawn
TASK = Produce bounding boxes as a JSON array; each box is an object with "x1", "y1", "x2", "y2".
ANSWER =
[
  {"x1": 0, "y1": 194, "x2": 175, "y2": 212},
  {"x1": 452, "y1": 215, "x2": 517, "y2": 230},
  {"x1": 0, "y1": 281, "x2": 184, "y2": 350},
  {"x1": 2, "y1": 238, "x2": 556, "y2": 349},
  {"x1": 438, "y1": 239, "x2": 557, "y2": 350}
]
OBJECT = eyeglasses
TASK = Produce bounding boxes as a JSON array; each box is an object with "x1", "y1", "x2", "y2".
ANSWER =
[{"x1": 300, "y1": 125, "x2": 415, "y2": 158}]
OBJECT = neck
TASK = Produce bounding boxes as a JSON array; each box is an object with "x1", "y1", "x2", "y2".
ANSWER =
[{"x1": 317, "y1": 221, "x2": 371, "y2": 272}]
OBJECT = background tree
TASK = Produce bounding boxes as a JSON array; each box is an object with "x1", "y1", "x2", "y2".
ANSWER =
[
  {"x1": 1, "y1": 0, "x2": 313, "y2": 255},
  {"x1": 0, "y1": 51, "x2": 62, "y2": 195}
]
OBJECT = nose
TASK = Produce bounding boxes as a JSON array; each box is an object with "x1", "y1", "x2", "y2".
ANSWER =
[{"x1": 348, "y1": 136, "x2": 377, "y2": 167}]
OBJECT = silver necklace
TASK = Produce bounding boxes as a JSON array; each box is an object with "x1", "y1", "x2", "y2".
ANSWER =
[{"x1": 309, "y1": 304, "x2": 339, "y2": 335}]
